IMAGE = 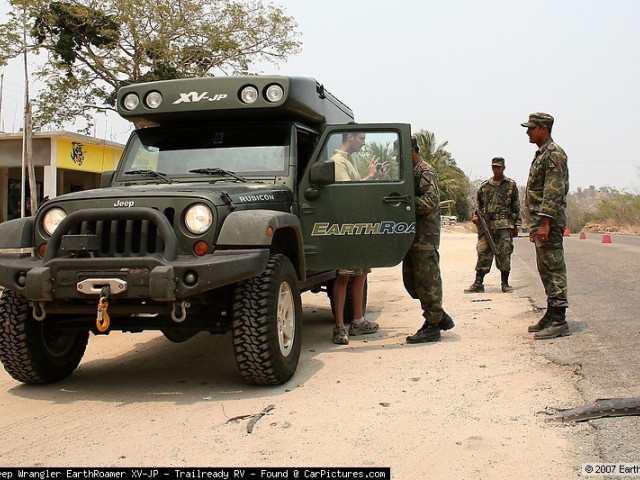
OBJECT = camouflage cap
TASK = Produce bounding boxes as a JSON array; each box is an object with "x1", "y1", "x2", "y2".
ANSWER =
[
  {"x1": 411, "y1": 136, "x2": 419, "y2": 152},
  {"x1": 521, "y1": 112, "x2": 554, "y2": 128},
  {"x1": 491, "y1": 157, "x2": 505, "y2": 167}
]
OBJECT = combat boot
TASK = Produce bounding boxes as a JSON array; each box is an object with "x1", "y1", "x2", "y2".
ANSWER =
[
  {"x1": 406, "y1": 323, "x2": 441, "y2": 344},
  {"x1": 528, "y1": 307, "x2": 552, "y2": 333},
  {"x1": 534, "y1": 307, "x2": 570, "y2": 340},
  {"x1": 438, "y1": 312, "x2": 455, "y2": 331},
  {"x1": 501, "y1": 271, "x2": 513, "y2": 293},
  {"x1": 464, "y1": 272, "x2": 485, "y2": 294}
]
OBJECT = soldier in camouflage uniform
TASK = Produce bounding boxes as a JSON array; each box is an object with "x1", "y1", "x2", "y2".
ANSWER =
[
  {"x1": 464, "y1": 157, "x2": 521, "y2": 293},
  {"x1": 403, "y1": 137, "x2": 455, "y2": 343},
  {"x1": 522, "y1": 112, "x2": 570, "y2": 339}
]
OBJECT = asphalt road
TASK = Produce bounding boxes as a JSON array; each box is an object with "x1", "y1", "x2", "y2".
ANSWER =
[{"x1": 511, "y1": 232, "x2": 640, "y2": 462}]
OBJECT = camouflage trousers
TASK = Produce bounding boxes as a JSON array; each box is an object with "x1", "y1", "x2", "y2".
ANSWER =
[
  {"x1": 534, "y1": 226, "x2": 569, "y2": 308},
  {"x1": 475, "y1": 228, "x2": 513, "y2": 273},
  {"x1": 402, "y1": 244, "x2": 443, "y2": 325}
]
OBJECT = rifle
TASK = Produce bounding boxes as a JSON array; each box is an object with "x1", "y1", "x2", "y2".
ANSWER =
[{"x1": 475, "y1": 210, "x2": 501, "y2": 268}]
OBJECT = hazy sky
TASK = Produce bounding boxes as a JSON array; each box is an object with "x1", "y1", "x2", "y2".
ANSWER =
[{"x1": 2, "y1": 0, "x2": 640, "y2": 191}]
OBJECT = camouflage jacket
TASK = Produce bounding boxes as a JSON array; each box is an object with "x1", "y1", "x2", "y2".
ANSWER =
[
  {"x1": 477, "y1": 176, "x2": 522, "y2": 229},
  {"x1": 525, "y1": 139, "x2": 569, "y2": 229},
  {"x1": 413, "y1": 159, "x2": 441, "y2": 248}
]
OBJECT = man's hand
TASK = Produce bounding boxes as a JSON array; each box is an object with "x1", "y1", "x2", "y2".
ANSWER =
[
  {"x1": 536, "y1": 217, "x2": 551, "y2": 244},
  {"x1": 365, "y1": 156, "x2": 389, "y2": 180},
  {"x1": 512, "y1": 227, "x2": 519, "y2": 237},
  {"x1": 472, "y1": 215, "x2": 479, "y2": 225}
]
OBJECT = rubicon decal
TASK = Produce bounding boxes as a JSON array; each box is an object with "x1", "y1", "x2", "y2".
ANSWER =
[
  {"x1": 238, "y1": 194, "x2": 276, "y2": 202},
  {"x1": 312, "y1": 221, "x2": 415, "y2": 236}
]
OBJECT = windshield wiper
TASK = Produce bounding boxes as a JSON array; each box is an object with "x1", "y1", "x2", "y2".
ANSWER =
[
  {"x1": 189, "y1": 168, "x2": 247, "y2": 183},
  {"x1": 124, "y1": 169, "x2": 174, "y2": 184}
]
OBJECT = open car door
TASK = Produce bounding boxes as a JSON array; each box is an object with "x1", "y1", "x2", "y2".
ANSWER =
[{"x1": 299, "y1": 124, "x2": 415, "y2": 271}]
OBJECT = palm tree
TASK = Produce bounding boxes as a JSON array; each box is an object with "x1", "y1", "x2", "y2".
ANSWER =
[{"x1": 412, "y1": 129, "x2": 471, "y2": 220}]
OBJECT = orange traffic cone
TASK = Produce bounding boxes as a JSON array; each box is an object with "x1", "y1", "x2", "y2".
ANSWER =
[
  {"x1": 602, "y1": 234, "x2": 612, "y2": 243},
  {"x1": 579, "y1": 232, "x2": 586, "y2": 240},
  {"x1": 563, "y1": 227, "x2": 570, "y2": 236}
]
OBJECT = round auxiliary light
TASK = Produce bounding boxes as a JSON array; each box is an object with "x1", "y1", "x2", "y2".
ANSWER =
[
  {"x1": 265, "y1": 84, "x2": 284, "y2": 103},
  {"x1": 184, "y1": 203, "x2": 213, "y2": 235},
  {"x1": 42, "y1": 207, "x2": 67, "y2": 236},
  {"x1": 145, "y1": 91, "x2": 163, "y2": 109},
  {"x1": 240, "y1": 85, "x2": 259, "y2": 104},
  {"x1": 122, "y1": 93, "x2": 140, "y2": 111}
]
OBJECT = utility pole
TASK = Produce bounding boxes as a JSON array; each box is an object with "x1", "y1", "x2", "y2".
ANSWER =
[
  {"x1": 0, "y1": 72, "x2": 4, "y2": 132},
  {"x1": 20, "y1": 2, "x2": 37, "y2": 217}
]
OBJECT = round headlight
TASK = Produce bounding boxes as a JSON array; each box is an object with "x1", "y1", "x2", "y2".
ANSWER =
[
  {"x1": 240, "y1": 85, "x2": 259, "y2": 104},
  {"x1": 122, "y1": 93, "x2": 140, "y2": 111},
  {"x1": 43, "y1": 208, "x2": 67, "y2": 236},
  {"x1": 145, "y1": 91, "x2": 163, "y2": 109},
  {"x1": 185, "y1": 204, "x2": 213, "y2": 235},
  {"x1": 265, "y1": 84, "x2": 284, "y2": 103}
]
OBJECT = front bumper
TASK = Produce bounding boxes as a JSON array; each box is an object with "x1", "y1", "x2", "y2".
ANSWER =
[{"x1": 0, "y1": 207, "x2": 270, "y2": 301}]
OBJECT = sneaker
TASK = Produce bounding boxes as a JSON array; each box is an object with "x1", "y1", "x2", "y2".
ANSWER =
[
  {"x1": 533, "y1": 321, "x2": 570, "y2": 340},
  {"x1": 348, "y1": 319, "x2": 379, "y2": 336},
  {"x1": 406, "y1": 323, "x2": 441, "y2": 344},
  {"x1": 332, "y1": 325, "x2": 349, "y2": 345},
  {"x1": 501, "y1": 283, "x2": 514, "y2": 293},
  {"x1": 464, "y1": 283, "x2": 484, "y2": 294},
  {"x1": 438, "y1": 313, "x2": 455, "y2": 331}
]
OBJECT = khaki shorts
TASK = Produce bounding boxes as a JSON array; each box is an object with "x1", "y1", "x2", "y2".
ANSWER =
[{"x1": 337, "y1": 268, "x2": 370, "y2": 276}]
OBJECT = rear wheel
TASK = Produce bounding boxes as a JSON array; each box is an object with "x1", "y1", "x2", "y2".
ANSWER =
[
  {"x1": 232, "y1": 254, "x2": 302, "y2": 385},
  {"x1": 0, "y1": 289, "x2": 89, "y2": 384}
]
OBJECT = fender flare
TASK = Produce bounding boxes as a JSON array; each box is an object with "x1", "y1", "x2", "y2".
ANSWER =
[
  {"x1": 0, "y1": 217, "x2": 35, "y2": 250},
  {"x1": 217, "y1": 210, "x2": 306, "y2": 280}
]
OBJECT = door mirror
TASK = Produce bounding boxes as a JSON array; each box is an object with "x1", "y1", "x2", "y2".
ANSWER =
[{"x1": 309, "y1": 161, "x2": 335, "y2": 187}]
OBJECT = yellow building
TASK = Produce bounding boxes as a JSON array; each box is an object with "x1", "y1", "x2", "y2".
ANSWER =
[{"x1": 0, "y1": 131, "x2": 123, "y2": 222}]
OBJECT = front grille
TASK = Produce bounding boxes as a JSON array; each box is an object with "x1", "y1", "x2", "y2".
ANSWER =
[
  {"x1": 44, "y1": 207, "x2": 180, "y2": 261},
  {"x1": 72, "y1": 208, "x2": 175, "y2": 256}
]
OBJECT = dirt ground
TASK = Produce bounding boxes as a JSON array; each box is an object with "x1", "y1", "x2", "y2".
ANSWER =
[{"x1": 0, "y1": 231, "x2": 599, "y2": 478}]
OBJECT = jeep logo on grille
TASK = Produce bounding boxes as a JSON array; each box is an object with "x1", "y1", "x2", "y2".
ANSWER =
[{"x1": 114, "y1": 200, "x2": 135, "y2": 207}]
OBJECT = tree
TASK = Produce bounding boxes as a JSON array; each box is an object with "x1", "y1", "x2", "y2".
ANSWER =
[
  {"x1": 412, "y1": 129, "x2": 472, "y2": 220},
  {"x1": 1, "y1": 0, "x2": 301, "y2": 132},
  {"x1": 0, "y1": 0, "x2": 40, "y2": 217}
]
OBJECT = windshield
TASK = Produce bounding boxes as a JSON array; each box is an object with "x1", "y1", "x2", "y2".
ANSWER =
[{"x1": 118, "y1": 125, "x2": 290, "y2": 179}]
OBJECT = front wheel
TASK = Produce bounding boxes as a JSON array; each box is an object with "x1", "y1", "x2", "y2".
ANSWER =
[
  {"x1": 0, "y1": 290, "x2": 89, "y2": 384},
  {"x1": 232, "y1": 254, "x2": 303, "y2": 385}
]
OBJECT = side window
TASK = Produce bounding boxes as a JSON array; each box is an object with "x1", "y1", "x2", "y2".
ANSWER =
[{"x1": 321, "y1": 130, "x2": 400, "y2": 182}]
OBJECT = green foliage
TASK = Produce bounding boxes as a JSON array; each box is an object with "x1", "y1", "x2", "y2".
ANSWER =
[
  {"x1": 593, "y1": 191, "x2": 640, "y2": 226},
  {"x1": 33, "y1": 2, "x2": 119, "y2": 66},
  {"x1": 412, "y1": 129, "x2": 472, "y2": 220},
  {"x1": 0, "y1": 0, "x2": 302, "y2": 131},
  {"x1": 355, "y1": 141, "x2": 399, "y2": 180},
  {"x1": 566, "y1": 194, "x2": 593, "y2": 233}
]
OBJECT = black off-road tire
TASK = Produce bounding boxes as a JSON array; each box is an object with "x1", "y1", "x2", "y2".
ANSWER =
[
  {"x1": 0, "y1": 289, "x2": 89, "y2": 384},
  {"x1": 327, "y1": 277, "x2": 368, "y2": 322},
  {"x1": 232, "y1": 254, "x2": 302, "y2": 385}
]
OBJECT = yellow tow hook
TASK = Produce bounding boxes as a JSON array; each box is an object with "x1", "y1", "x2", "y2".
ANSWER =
[{"x1": 96, "y1": 286, "x2": 111, "y2": 332}]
